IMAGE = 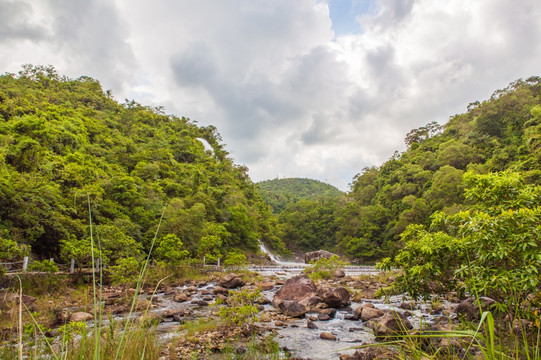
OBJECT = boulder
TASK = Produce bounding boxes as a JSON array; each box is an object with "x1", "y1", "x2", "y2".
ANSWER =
[
  {"x1": 273, "y1": 274, "x2": 317, "y2": 308},
  {"x1": 455, "y1": 297, "x2": 496, "y2": 321},
  {"x1": 173, "y1": 292, "x2": 189, "y2": 302},
  {"x1": 355, "y1": 306, "x2": 384, "y2": 321},
  {"x1": 218, "y1": 273, "x2": 245, "y2": 289},
  {"x1": 367, "y1": 311, "x2": 412, "y2": 336},
  {"x1": 212, "y1": 285, "x2": 229, "y2": 295},
  {"x1": 278, "y1": 300, "x2": 308, "y2": 317},
  {"x1": 320, "y1": 332, "x2": 337, "y2": 341},
  {"x1": 318, "y1": 313, "x2": 332, "y2": 321},
  {"x1": 322, "y1": 287, "x2": 350, "y2": 308},
  {"x1": 334, "y1": 269, "x2": 346, "y2": 278},
  {"x1": 307, "y1": 320, "x2": 318, "y2": 329},
  {"x1": 69, "y1": 312, "x2": 94, "y2": 322},
  {"x1": 305, "y1": 250, "x2": 338, "y2": 263}
]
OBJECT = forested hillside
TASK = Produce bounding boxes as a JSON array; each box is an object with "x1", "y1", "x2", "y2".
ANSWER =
[
  {"x1": 257, "y1": 178, "x2": 344, "y2": 253},
  {"x1": 258, "y1": 77, "x2": 541, "y2": 262},
  {"x1": 339, "y1": 77, "x2": 541, "y2": 262},
  {"x1": 0, "y1": 65, "x2": 285, "y2": 267},
  {"x1": 258, "y1": 178, "x2": 343, "y2": 213}
]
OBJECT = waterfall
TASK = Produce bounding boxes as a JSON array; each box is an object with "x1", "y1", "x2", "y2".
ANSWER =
[{"x1": 259, "y1": 241, "x2": 281, "y2": 263}]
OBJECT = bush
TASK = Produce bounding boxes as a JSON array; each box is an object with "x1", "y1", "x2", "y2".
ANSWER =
[
  {"x1": 378, "y1": 171, "x2": 541, "y2": 319},
  {"x1": 223, "y1": 251, "x2": 247, "y2": 267},
  {"x1": 304, "y1": 255, "x2": 348, "y2": 281},
  {"x1": 217, "y1": 289, "x2": 261, "y2": 327},
  {"x1": 108, "y1": 257, "x2": 141, "y2": 287}
]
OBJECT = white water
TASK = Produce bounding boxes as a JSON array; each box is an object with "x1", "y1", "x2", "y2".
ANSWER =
[{"x1": 258, "y1": 241, "x2": 309, "y2": 267}]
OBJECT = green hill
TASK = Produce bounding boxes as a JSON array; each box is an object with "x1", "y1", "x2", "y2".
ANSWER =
[
  {"x1": 258, "y1": 177, "x2": 344, "y2": 214},
  {"x1": 338, "y1": 77, "x2": 541, "y2": 262},
  {"x1": 257, "y1": 178, "x2": 344, "y2": 253},
  {"x1": 0, "y1": 65, "x2": 285, "y2": 266}
]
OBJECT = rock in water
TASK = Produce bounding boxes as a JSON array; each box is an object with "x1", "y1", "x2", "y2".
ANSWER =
[
  {"x1": 320, "y1": 332, "x2": 337, "y2": 341},
  {"x1": 218, "y1": 273, "x2": 245, "y2": 289},
  {"x1": 278, "y1": 300, "x2": 308, "y2": 317},
  {"x1": 273, "y1": 274, "x2": 317, "y2": 307},
  {"x1": 322, "y1": 287, "x2": 350, "y2": 308},
  {"x1": 305, "y1": 250, "x2": 338, "y2": 263},
  {"x1": 366, "y1": 311, "x2": 412, "y2": 336}
]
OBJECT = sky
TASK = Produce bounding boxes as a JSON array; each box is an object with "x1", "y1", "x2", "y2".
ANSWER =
[{"x1": 1, "y1": 0, "x2": 540, "y2": 191}]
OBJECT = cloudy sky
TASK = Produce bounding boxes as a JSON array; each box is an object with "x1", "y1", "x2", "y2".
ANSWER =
[{"x1": 1, "y1": 0, "x2": 540, "y2": 190}]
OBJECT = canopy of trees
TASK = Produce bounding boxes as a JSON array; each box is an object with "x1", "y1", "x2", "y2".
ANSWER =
[{"x1": 0, "y1": 65, "x2": 285, "y2": 266}]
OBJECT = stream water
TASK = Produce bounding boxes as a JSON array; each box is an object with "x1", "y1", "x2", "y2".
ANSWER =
[{"x1": 77, "y1": 245, "x2": 442, "y2": 359}]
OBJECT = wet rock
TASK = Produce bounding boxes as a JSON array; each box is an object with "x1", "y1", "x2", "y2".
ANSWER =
[
  {"x1": 319, "y1": 308, "x2": 336, "y2": 317},
  {"x1": 357, "y1": 306, "x2": 384, "y2": 321},
  {"x1": 318, "y1": 313, "x2": 332, "y2": 321},
  {"x1": 307, "y1": 320, "x2": 318, "y2": 329},
  {"x1": 347, "y1": 347, "x2": 399, "y2": 360},
  {"x1": 191, "y1": 300, "x2": 209, "y2": 306},
  {"x1": 258, "y1": 281, "x2": 275, "y2": 290},
  {"x1": 162, "y1": 309, "x2": 186, "y2": 319},
  {"x1": 212, "y1": 285, "x2": 229, "y2": 295},
  {"x1": 455, "y1": 297, "x2": 496, "y2": 321},
  {"x1": 273, "y1": 274, "x2": 317, "y2": 312},
  {"x1": 319, "y1": 332, "x2": 337, "y2": 341},
  {"x1": 322, "y1": 287, "x2": 350, "y2": 308},
  {"x1": 366, "y1": 311, "x2": 412, "y2": 336},
  {"x1": 69, "y1": 312, "x2": 94, "y2": 322},
  {"x1": 344, "y1": 313, "x2": 359, "y2": 320},
  {"x1": 400, "y1": 301, "x2": 416, "y2": 310},
  {"x1": 305, "y1": 250, "x2": 338, "y2": 263},
  {"x1": 278, "y1": 300, "x2": 308, "y2": 317},
  {"x1": 173, "y1": 292, "x2": 189, "y2": 302},
  {"x1": 334, "y1": 269, "x2": 346, "y2": 278},
  {"x1": 186, "y1": 285, "x2": 198, "y2": 293},
  {"x1": 218, "y1": 273, "x2": 245, "y2": 289}
]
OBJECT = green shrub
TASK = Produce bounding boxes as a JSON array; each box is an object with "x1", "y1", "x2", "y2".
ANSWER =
[
  {"x1": 223, "y1": 251, "x2": 247, "y2": 267},
  {"x1": 378, "y1": 171, "x2": 541, "y2": 319},
  {"x1": 27, "y1": 259, "x2": 59, "y2": 273},
  {"x1": 108, "y1": 257, "x2": 141, "y2": 287},
  {"x1": 304, "y1": 255, "x2": 347, "y2": 281},
  {"x1": 217, "y1": 289, "x2": 261, "y2": 327}
]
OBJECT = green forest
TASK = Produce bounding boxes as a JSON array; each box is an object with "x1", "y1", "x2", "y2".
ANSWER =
[
  {"x1": 257, "y1": 77, "x2": 541, "y2": 263},
  {"x1": 1, "y1": 66, "x2": 541, "y2": 269},
  {"x1": 0, "y1": 65, "x2": 286, "y2": 271}
]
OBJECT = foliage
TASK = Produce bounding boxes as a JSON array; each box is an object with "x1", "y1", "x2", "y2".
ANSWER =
[
  {"x1": 108, "y1": 256, "x2": 141, "y2": 287},
  {"x1": 153, "y1": 233, "x2": 189, "y2": 264},
  {"x1": 258, "y1": 177, "x2": 344, "y2": 214},
  {"x1": 27, "y1": 259, "x2": 59, "y2": 273},
  {"x1": 217, "y1": 289, "x2": 261, "y2": 327},
  {"x1": 339, "y1": 77, "x2": 541, "y2": 261},
  {"x1": 223, "y1": 250, "x2": 247, "y2": 267},
  {"x1": 378, "y1": 171, "x2": 541, "y2": 318},
  {"x1": 0, "y1": 65, "x2": 284, "y2": 265},
  {"x1": 304, "y1": 255, "x2": 348, "y2": 281}
]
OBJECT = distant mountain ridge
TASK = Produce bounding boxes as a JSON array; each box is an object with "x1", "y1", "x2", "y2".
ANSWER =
[{"x1": 257, "y1": 178, "x2": 344, "y2": 214}]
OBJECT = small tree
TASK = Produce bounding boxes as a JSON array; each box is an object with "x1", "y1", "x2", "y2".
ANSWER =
[
  {"x1": 379, "y1": 171, "x2": 541, "y2": 319},
  {"x1": 154, "y1": 234, "x2": 189, "y2": 265}
]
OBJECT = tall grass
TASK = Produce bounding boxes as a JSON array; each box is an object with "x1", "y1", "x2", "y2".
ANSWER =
[{"x1": 3, "y1": 199, "x2": 169, "y2": 360}]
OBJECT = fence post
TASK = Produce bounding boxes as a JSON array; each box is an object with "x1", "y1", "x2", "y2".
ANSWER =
[
  {"x1": 203, "y1": 256, "x2": 205, "y2": 267},
  {"x1": 50, "y1": 258, "x2": 54, "y2": 263},
  {"x1": 23, "y1": 257, "x2": 28, "y2": 272},
  {"x1": 70, "y1": 259, "x2": 75, "y2": 273},
  {"x1": 217, "y1": 258, "x2": 220, "y2": 267},
  {"x1": 96, "y1": 258, "x2": 100, "y2": 271}
]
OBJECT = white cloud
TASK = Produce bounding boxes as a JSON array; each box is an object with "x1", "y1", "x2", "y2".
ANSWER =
[{"x1": 0, "y1": 0, "x2": 540, "y2": 191}]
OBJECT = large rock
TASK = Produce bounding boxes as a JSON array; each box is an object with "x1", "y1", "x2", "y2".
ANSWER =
[
  {"x1": 218, "y1": 273, "x2": 245, "y2": 289},
  {"x1": 367, "y1": 311, "x2": 412, "y2": 336},
  {"x1": 355, "y1": 305, "x2": 384, "y2": 321},
  {"x1": 455, "y1": 297, "x2": 496, "y2": 321},
  {"x1": 69, "y1": 312, "x2": 94, "y2": 322},
  {"x1": 277, "y1": 300, "x2": 308, "y2": 317},
  {"x1": 273, "y1": 274, "x2": 317, "y2": 307},
  {"x1": 305, "y1": 250, "x2": 338, "y2": 263},
  {"x1": 322, "y1": 287, "x2": 350, "y2": 308}
]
